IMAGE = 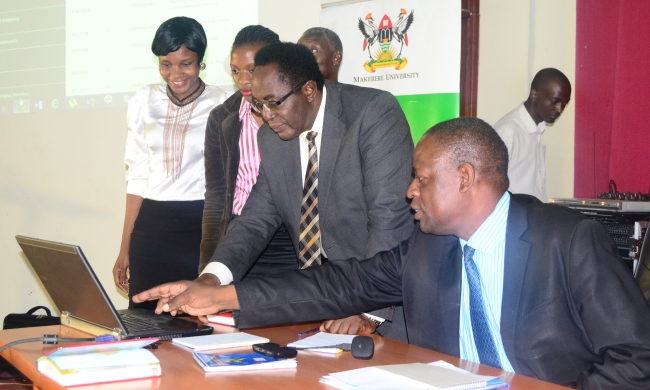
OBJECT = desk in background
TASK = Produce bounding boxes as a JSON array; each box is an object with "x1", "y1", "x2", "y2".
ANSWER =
[{"x1": 0, "y1": 322, "x2": 569, "y2": 390}]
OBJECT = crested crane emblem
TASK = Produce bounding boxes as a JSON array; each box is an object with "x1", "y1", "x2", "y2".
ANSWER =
[{"x1": 358, "y1": 8, "x2": 414, "y2": 73}]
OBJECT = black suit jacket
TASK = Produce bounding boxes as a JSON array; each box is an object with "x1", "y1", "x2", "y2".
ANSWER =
[
  {"x1": 235, "y1": 194, "x2": 650, "y2": 389},
  {"x1": 210, "y1": 81, "x2": 414, "y2": 340}
]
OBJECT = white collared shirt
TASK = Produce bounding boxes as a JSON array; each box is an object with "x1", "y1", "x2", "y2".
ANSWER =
[
  {"x1": 494, "y1": 103, "x2": 547, "y2": 202},
  {"x1": 203, "y1": 86, "x2": 328, "y2": 284},
  {"x1": 299, "y1": 85, "x2": 326, "y2": 185}
]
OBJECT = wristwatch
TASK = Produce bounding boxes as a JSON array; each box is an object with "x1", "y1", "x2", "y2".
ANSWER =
[
  {"x1": 368, "y1": 317, "x2": 381, "y2": 328},
  {"x1": 363, "y1": 314, "x2": 382, "y2": 332}
]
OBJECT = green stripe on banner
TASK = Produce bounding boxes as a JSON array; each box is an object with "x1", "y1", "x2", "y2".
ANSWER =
[{"x1": 395, "y1": 93, "x2": 459, "y2": 143}]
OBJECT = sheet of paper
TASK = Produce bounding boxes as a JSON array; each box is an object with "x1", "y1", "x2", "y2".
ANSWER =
[
  {"x1": 321, "y1": 361, "x2": 506, "y2": 390},
  {"x1": 287, "y1": 332, "x2": 355, "y2": 354},
  {"x1": 377, "y1": 363, "x2": 486, "y2": 389},
  {"x1": 324, "y1": 367, "x2": 429, "y2": 390}
]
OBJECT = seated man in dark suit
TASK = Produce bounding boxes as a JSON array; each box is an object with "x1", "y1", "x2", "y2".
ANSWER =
[{"x1": 135, "y1": 117, "x2": 650, "y2": 389}]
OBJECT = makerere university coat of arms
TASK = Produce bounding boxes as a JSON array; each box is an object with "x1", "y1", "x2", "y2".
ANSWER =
[{"x1": 358, "y1": 8, "x2": 414, "y2": 73}]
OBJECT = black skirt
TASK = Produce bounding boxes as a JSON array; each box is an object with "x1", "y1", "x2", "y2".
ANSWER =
[{"x1": 128, "y1": 199, "x2": 203, "y2": 310}]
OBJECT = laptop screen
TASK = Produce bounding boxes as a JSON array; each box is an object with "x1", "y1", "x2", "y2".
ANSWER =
[{"x1": 16, "y1": 236, "x2": 126, "y2": 332}]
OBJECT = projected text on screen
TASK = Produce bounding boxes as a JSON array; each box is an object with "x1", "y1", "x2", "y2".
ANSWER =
[{"x1": 0, "y1": 0, "x2": 257, "y2": 115}]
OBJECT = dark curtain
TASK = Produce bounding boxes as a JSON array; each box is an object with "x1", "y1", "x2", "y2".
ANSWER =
[{"x1": 575, "y1": 1, "x2": 650, "y2": 197}]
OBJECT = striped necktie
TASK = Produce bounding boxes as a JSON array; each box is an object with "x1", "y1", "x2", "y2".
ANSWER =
[
  {"x1": 299, "y1": 132, "x2": 321, "y2": 268},
  {"x1": 464, "y1": 245, "x2": 503, "y2": 369}
]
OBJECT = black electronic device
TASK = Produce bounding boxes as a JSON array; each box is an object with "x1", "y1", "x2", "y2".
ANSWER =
[
  {"x1": 547, "y1": 200, "x2": 650, "y2": 270},
  {"x1": 596, "y1": 180, "x2": 650, "y2": 202},
  {"x1": 252, "y1": 343, "x2": 298, "y2": 359},
  {"x1": 349, "y1": 336, "x2": 374, "y2": 359},
  {"x1": 288, "y1": 335, "x2": 374, "y2": 360}
]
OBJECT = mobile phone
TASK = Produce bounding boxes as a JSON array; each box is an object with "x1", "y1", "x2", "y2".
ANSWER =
[{"x1": 252, "y1": 342, "x2": 298, "y2": 359}]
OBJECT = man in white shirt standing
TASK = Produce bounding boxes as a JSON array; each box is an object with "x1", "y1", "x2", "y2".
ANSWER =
[{"x1": 494, "y1": 68, "x2": 571, "y2": 202}]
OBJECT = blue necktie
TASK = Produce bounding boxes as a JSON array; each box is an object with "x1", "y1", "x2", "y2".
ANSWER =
[{"x1": 464, "y1": 245, "x2": 503, "y2": 369}]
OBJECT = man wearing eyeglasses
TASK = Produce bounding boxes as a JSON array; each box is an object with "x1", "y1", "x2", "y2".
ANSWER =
[{"x1": 196, "y1": 42, "x2": 414, "y2": 341}]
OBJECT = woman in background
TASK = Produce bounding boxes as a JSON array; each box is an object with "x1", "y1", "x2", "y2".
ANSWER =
[
  {"x1": 112, "y1": 16, "x2": 228, "y2": 309},
  {"x1": 199, "y1": 25, "x2": 296, "y2": 279}
]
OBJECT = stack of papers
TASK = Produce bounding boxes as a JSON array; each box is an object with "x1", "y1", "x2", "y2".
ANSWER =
[
  {"x1": 320, "y1": 361, "x2": 509, "y2": 390},
  {"x1": 36, "y1": 339, "x2": 161, "y2": 387},
  {"x1": 287, "y1": 332, "x2": 356, "y2": 354},
  {"x1": 193, "y1": 352, "x2": 296, "y2": 372}
]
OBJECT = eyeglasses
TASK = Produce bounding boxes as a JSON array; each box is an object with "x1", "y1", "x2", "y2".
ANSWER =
[{"x1": 251, "y1": 81, "x2": 308, "y2": 114}]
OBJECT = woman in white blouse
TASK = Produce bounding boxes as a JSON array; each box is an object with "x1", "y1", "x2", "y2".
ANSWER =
[{"x1": 112, "y1": 17, "x2": 228, "y2": 309}]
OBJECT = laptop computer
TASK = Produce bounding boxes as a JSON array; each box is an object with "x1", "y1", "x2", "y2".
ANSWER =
[{"x1": 16, "y1": 235, "x2": 213, "y2": 340}]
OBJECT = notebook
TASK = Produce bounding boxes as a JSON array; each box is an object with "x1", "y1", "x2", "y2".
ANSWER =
[
  {"x1": 16, "y1": 235, "x2": 214, "y2": 340},
  {"x1": 172, "y1": 332, "x2": 269, "y2": 351},
  {"x1": 207, "y1": 311, "x2": 235, "y2": 326},
  {"x1": 192, "y1": 352, "x2": 296, "y2": 372}
]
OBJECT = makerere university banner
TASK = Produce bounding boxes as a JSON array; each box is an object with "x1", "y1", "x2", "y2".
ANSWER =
[{"x1": 321, "y1": 0, "x2": 460, "y2": 142}]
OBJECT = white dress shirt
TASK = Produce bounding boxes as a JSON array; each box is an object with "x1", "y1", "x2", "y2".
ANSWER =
[
  {"x1": 204, "y1": 87, "x2": 327, "y2": 284},
  {"x1": 125, "y1": 84, "x2": 229, "y2": 200},
  {"x1": 494, "y1": 103, "x2": 547, "y2": 202}
]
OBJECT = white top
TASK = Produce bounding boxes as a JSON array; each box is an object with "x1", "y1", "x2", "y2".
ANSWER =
[
  {"x1": 204, "y1": 86, "x2": 328, "y2": 284},
  {"x1": 298, "y1": 85, "x2": 326, "y2": 183},
  {"x1": 125, "y1": 84, "x2": 229, "y2": 201},
  {"x1": 494, "y1": 103, "x2": 547, "y2": 202}
]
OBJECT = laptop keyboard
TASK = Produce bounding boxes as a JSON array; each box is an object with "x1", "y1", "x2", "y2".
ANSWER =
[{"x1": 120, "y1": 313, "x2": 164, "y2": 332}]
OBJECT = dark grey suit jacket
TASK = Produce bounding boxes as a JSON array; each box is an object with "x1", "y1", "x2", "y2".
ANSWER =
[
  {"x1": 235, "y1": 194, "x2": 650, "y2": 389},
  {"x1": 210, "y1": 80, "x2": 414, "y2": 340}
]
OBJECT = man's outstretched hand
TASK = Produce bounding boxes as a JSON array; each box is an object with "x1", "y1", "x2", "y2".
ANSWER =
[
  {"x1": 320, "y1": 314, "x2": 377, "y2": 335},
  {"x1": 132, "y1": 281, "x2": 239, "y2": 321}
]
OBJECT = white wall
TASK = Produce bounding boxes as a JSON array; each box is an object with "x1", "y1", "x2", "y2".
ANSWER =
[
  {"x1": 478, "y1": 0, "x2": 576, "y2": 199},
  {"x1": 0, "y1": 0, "x2": 575, "y2": 321}
]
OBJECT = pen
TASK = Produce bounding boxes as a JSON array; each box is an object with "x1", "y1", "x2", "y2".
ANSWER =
[{"x1": 297, "y1": 327, "x2": 320, "y2": 337}]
